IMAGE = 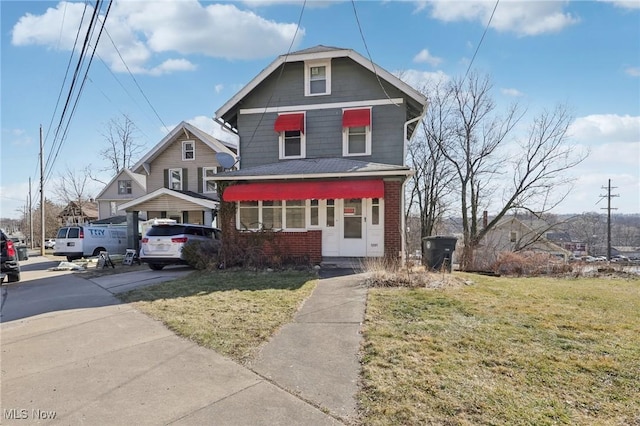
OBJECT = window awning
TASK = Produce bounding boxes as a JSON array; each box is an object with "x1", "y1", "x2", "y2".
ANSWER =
[
  {"x1": 274, "y1": 113, "x2": 305, "y2": 133},
  {"x1": 223, "y1": 179, "x2": 384, "y2": 201},
  {"x1": 343, "y1": 108, "x2": 371, "y2": 128}
]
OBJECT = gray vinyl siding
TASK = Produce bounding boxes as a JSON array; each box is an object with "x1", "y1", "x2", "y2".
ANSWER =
[
  {"x1": 237, "y1": 57, "x2": 410, "y2": 169},
  {"x1": 146, "y1": 133, "x2": 221, "y2": 192}
]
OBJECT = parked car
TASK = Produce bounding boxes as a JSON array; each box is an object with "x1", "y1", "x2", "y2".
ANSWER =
[
  {"x1": 44, "y1": 238, "x2": 56, "y2": 249},
  {"x1": 139, "y1": 223, "x2": 221, "y2": 270},
  {"x1": 1, "y1": 230, "x2": 21, "y2": 282}
]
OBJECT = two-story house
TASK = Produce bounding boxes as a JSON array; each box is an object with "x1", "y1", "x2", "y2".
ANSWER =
[
  {"x1": 213, "y1": 45, "x2": 427, "y2": 264},
  {"x1": 95, "y1": 168, "x2": 147, "y2": 220},
  {"x1": 104, "y1": 121, "x2": 236, "y2": 249}
]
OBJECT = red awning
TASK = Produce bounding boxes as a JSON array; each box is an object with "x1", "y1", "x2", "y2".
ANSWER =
[
  {"x1": 223, "y1": 180, "x2": 384, "y2": 201},
  {"x1": 274, "y1": 113, "x2": 305, "y2": 133},
  {"x1": 342, "y1": 109, "x2": 371, "y2": 128}
]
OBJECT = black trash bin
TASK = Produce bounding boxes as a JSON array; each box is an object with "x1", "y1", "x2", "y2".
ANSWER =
[
  {"x1": 422, "y1": 236, "x2": 457, "y2": 272},
  {"x1": 17, "y1": 246, "x2": 29, "y2": 261}
]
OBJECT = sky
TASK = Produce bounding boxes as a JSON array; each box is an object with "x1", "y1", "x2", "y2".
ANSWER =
[{"x1": 1, "y1": 0, "x2": 639, "y2": 220}]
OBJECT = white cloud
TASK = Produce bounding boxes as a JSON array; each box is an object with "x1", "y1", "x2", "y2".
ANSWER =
[
  {"x1": 625, "y1": 67, "x2": 640, "y2": 77},
  {"x1": 11, "y1": 1, "x2": 305, "y2": 75},
  {"x1": 413, "y1": 48, "x2": 443, "y2": 67},
  {"x1": 568, "y1": 114, "x2": 640, "y2": 144},
  {"x1": 600, "y1": 0, "x2": 640, "y2": 10},
  {"x1": 394, "y1": 69, "x2": 451, "y2": 92},
  {"x1": 421, "y1": 1, "x2": 580, "y2": 36},
  {"x1": 148, "y1": 59, "x2": 197, "y2": 76},
  {"x1": 214, "y1": 84, "x2": 224, "y2": 94},
  {"x1": 500, "y1": 88, "x2": 524, "y2": 97}
]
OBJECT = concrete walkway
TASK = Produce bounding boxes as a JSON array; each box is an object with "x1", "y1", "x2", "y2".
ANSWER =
[
  {"x1": 1, "y1": 259, "x2": 367, "y2": 425},
  {"x1": 250, "y1": 272, "x2": 368, "y2": 423}
]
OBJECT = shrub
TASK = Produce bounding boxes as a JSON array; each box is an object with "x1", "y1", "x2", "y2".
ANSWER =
[
  {"x1": 492, "y1": 251, "x2": 571, "y2": 276},
  {"x1": 181, "y1": 239, "x2": 222, "y2": 270}
]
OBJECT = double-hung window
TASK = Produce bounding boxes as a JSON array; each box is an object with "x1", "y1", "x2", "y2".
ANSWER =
[
  {"x1": 202, "y1": 167, "x2": 217, "y2": 193},
  {"x1": 274, "y1": 113, "x2": 305, "y2": 159},
  {"x1": 305, "y1": 60, "x2": 331, "y2": 96},
  {"x1": 342, "y1": 108, "x2": 372, "y2": 156},
  {"x1": 168, "y1": 168, "x2": 183, "y2": 190},
  {"x1": 117, "y1": 179, "x2": 132, "y2": 195},
  {"x1": 182, "y1": 140, "x2": 195, "y2": 160}
]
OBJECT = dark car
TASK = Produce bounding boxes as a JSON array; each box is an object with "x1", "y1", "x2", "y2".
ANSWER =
[{"x1": 1, "y1": 230, "x2": 21, "y2": 282}]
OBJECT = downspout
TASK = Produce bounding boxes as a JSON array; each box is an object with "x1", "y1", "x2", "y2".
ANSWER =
[{"x1": 401, "y1": 104, "x2": 428, "y2": 264}]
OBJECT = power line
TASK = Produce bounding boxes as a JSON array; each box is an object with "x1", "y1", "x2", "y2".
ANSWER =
[
  {"x1": 462, "y1": 0, "x2": 500, "y2": 83},
  {"x1": 350, "y1": 0, "x2": 398, "y2": 107},
  {"x1": 46, "y1": 0, "x2": 113, "y2": 184},
  {"x1": 98, "y1": 22, "x2": 168, "y2": 132},
  {"x1": 45, "y1": 0, "x2": 103, "y2": 179},
  {"x1": 599, "y1": 179, "x2": 619, "y2": 260},
  {"x1": 241, "y1": 0, "x2": 307, "y2": 153}
]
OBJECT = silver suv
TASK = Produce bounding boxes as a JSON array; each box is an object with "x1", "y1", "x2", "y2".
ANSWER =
[{"x1": 139, "y1": 223, "x2": 221, "y2": 270}]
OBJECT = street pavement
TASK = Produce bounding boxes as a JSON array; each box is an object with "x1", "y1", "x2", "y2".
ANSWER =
[{"x1": 1, "y1": 255, "x2": 363, "y2": 425}]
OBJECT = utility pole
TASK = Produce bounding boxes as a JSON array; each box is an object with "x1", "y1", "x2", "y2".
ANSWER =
[
  {"x1": 599, "y1": 179, "x2": 619, "y2": 261},
  {"x1": 29, "y1": 178, "x2": 33, "y2": 249},
  {"x1": 40, "y1": 125, "x2": 45, "y2": 256}
]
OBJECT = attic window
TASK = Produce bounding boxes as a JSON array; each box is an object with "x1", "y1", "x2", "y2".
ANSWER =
[
  {"x1": 305, "y1": 60, "x2": 331, "y2": 96},
  {"x1": 118, "y1": 179, "x2": 132, "y2": 195},
  {"x1": 183, "y1": 140, "x2": 195, "y2": 160}
]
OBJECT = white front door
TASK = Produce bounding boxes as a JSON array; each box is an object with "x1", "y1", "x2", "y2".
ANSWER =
[
  {"x1": 321, "y1": 198, "x2": 384, "y2": 257},
  {"x1": 340, "y1": 198, "x2": 366, "y2": 256}
]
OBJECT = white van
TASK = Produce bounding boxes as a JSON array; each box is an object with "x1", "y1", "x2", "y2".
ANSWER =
[{"x1": 54, "y1": 224, "x2": 128, "y2": 261}]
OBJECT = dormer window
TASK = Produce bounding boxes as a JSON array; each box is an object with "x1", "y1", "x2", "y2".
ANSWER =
[
  {"x1": 274, "y1": 113, "x2": 306, "y2": 159},
  {"x1": 342, "y1": 108, "x2": 372, "y2": 156},
  {"x1": 305, "y1": 60, "x2": 331, "y2": 96},
  {"x1": 182, "y1": 140, "x2": 195, "y2": 160}
]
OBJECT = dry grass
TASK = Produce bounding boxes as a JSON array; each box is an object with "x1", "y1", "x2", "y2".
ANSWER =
[
  {"x1": 359, "y1": 273, "x2": 640, "y2": 425},
  {"x1": 119, "y1": 270, "x2": 317, "y2": 363}
]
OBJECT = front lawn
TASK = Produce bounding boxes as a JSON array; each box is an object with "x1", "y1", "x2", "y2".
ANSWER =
[
  {"x1": 359, "y1": 273, "x2": 640, "y2": 425},
  {"x1": 119, "y1": 270, "x2": 317, "y2": 363}
]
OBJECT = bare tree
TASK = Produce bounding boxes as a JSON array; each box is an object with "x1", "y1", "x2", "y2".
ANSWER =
[
  {"x1": 54, "y1": 166, "x2": 95, "y2": 224},
  {"x1": 437, "y1": 72, "x2": 586, "y2": 270},
  {"x1": 406, "y1": 80, "x2": 456, "y2": 250},
  {"x1": 100, "y1": 114, "x2": 144, "y2": 175}
]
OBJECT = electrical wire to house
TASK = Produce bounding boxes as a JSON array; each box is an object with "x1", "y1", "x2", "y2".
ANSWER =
[
  {"x1": 462, "y1": 0, "x2": 500, "y2": 83},
  {"x1": 240, "y1": 0, "x2": 307, "y2": 153},
  {"x1": 350, "y1": 0, "x2": 399, "y2": 107}
]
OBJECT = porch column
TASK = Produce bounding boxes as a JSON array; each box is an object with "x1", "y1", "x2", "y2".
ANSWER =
[
  {"x1": 204, "y1": 209, "x2": 214, "y2": 227},
  {"x1": 126, "y1": 211, "x2": 140, "y2": 253}
]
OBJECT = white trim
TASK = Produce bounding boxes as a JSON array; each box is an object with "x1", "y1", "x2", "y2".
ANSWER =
[
  {"x1": 95, "y1": 168, "x2": 146, "y2": 199},
  {"x1": 182, "y1": 140, "x2": 195, "y2": 161},
  {"x1": 119, "y1": 187, "x2": 218, "y2": 211},
  {"x1": 215, "y1": 47, "x2": 426, "y2": 119},
  {"x1": 214, "y1": 169, "x2": 414, "y2": 182},
  {"x1": 277, "y1": 112, "x2": 306, "y2": 160},
  {"x1": 342, "y1": 107, "x2": 372, "y2": 156},
  {"x1": 168, "y1": 168, "x2": 183, "y2": 190},
  {"x1": 202, "y1": 167, "x2": 217, "y2": 194},
  {"x1": 305, "y1": 59, "x2": 331, "y2": 96},
  {"x1": 239, "y1": 98, "x2": 403, "y2": 115},
  {"x1": 131, "y1": 121, "x2": 236, "y2": 175}
]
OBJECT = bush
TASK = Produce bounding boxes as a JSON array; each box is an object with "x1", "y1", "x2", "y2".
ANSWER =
[
  {"x1": 181, "y1": 239, "x2": 222, "y2": 270},
  {"x1": 492, "y1": 251, "x2": 571, "y2": 276}
]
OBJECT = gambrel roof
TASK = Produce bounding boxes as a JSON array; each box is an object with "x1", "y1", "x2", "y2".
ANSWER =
[{"x1": 215, "y1": 45, "x2": 428, "y2": 137}]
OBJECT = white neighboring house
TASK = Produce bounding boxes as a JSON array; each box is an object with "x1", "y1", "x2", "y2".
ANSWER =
[{"x1": 95, "y1": 168, "x2": 147, "y2": 220}]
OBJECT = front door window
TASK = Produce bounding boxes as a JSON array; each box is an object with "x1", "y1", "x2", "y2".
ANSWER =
[{"x1": 343, "y1": 198, "x2": 362, "y2": 239}]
